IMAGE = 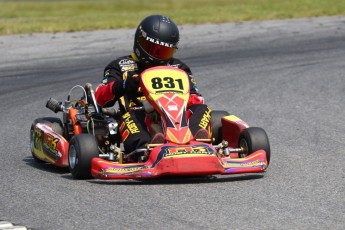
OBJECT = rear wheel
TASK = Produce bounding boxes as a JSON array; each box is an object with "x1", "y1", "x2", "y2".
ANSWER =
[
  {"x1": 211, "y1": 110, "x2": 230, "y2": 144},
  {"x1": 68, "y1": 134, "x2": 99, "y2": 179},
  {"x1": 30, "y1": 117, "x2": 64, "y2": 162},
  {"x1": 238, "y1": 127, "x2": 270, "y2": 164}
]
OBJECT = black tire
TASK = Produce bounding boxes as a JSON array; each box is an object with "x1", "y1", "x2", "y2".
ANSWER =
[
  {"x1": 238, "y1": 127, "x2": 271, "y2": 165},
  {"x1": 30, "y1": 117, "x2": 64, "y2": 162},
  {"x1": 211, "y1": 110, "x2": 230, "y2": 144},
  {"x1": 68, "y1": 134, "x2": 99, "y2": 179}
]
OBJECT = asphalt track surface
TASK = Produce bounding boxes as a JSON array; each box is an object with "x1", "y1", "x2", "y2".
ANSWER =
[{"x1": 1, "y1": 16, "x2": 345, "y2": 229}]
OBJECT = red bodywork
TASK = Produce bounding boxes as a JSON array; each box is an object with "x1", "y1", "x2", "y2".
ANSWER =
[
  {"x1": 31, "y1": 107, "x2": 81, "y2": 167},
  {"x1": 32, "y1": 123, "x2": 69, "y2": 167},
  {"x1": 91, "y1": 143, "x2": 267, "y2": 179}
]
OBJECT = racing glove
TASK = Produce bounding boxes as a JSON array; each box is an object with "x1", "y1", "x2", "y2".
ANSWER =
[{"x1": 123, "y1": 72, "x2": 142, "y2": 105}]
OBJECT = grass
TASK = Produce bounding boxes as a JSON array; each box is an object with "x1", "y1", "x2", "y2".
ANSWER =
[{"x1": 0, "y1": 0, "x2": 345, "y2": 35}]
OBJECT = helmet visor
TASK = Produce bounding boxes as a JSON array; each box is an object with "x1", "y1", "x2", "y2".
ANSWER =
[{"x1": 138, "y1": 36, "x2": 176, "y2": 60}]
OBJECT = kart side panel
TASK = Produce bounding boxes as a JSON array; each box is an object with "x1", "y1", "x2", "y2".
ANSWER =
[
  {"x1": 221, "y1": 115, "x2": 249, "y2": 148},
  {"x1": 32, "y1": 123, "x2": 69, "y2": 167}
]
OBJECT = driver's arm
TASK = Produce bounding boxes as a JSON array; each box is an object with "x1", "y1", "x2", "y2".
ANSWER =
[{"x1": 95, "y1": 60, "x2": 125, "y2": 107}]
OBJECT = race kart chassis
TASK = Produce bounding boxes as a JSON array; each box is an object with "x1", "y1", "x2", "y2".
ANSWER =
[{"x1": 30, "y1": 67, "x2": 270, "y2": 180}]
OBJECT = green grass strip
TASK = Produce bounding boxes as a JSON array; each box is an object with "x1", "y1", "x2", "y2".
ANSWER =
[{"x1": 1, "y1": 0, "x2": 345, "y2": 35}]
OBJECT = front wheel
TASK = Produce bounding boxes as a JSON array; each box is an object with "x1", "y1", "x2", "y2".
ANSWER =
[
  {"x1": 68, "y1": 134, "x2": 99, "y2": 179},
  {"x1": 238, "y1": 127, "x2": 270, "y2": 165}
]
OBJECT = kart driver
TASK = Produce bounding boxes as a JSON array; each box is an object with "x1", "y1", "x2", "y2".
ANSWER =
[{"x1": 95, "y1": 14, "x2": 212, "y2": 154}]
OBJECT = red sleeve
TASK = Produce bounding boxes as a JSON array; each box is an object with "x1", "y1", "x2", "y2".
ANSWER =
[
  {"x1": 95, "y1": 82, "x2": 116, "y2": 106},
  {"x1": 187, "y1": 94, "x2": 204, "y2": 107},
  {"x1": 95, "y1": 59, "x2": 125, "y2": 107}
]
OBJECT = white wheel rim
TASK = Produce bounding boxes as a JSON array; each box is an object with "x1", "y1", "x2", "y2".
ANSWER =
[{"x1": 69, "y1": 145, "x2": 78, "y2": 169}]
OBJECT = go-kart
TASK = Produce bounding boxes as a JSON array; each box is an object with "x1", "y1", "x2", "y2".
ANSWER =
[{"x1": 30, "y1": 66, "x2": 270, "y2": 179}]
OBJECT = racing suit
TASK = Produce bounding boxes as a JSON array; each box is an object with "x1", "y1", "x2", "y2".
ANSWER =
[{"x1": 95, "y1": 53, "x2": 211, "y2": 153}]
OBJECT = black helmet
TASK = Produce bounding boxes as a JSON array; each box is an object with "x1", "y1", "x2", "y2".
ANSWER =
[{"x1": 133, "y1": 15, "x2": 179, "y2": 65}]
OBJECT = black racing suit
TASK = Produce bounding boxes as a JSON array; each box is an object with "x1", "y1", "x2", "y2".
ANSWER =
[{"x1": 95, "y1": 53, "x2": 211, "y2": 153}]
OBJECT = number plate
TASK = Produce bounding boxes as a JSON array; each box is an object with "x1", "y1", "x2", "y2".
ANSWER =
[{"x1": 141, "y1": 67, "x2": 190, "y2": 95}]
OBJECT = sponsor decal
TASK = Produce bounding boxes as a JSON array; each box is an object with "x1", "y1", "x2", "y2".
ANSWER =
[
  {"x1": 122, "y1": 112, "x2": 140, "y2": 134},
  {"x1": 168, "y1": 105, "x2": 178, "y2": 111},
  {"x1": 43, "y1": 133, "x2": 59, "y2": 156},
  {"x1": 223, "y1": 159, "x2": 265, "y2": 169},
  {"x1": 38, "y1": 132, "x2": 60, "y2": 160},
  {"x1": 119, "y1": 59, "x2": 135, "y2": 65},
  {"x1": 119, "y1": 59, "x2": 138, "y2": 72},
  {"x1": 105, "y1": 166, "x2": 145, "y2": 173},
  {"x1": 168, "y1": 63, "x2": 180, "y2": 68},
  {"x1": 151, "y1": 144, "x2": 216, "y2": 168},
  {"x1": 121, "y1": 65, "x2": 137, "y2": 72},
  {"x1": 240, "y1": 160, "x2": 264, "y2": 167},
  {"x1": 145, "y1": 35, "x2": 175, "y2": 48},
  {"x1": 34, "y1": 127, "x2": 43, "y2": 151},
  {"x1": 198, "y1": 107, "x2": 211, "y2": 129},
  {"x1": 164, "y1": 146, "x2": 214, "y2": 157}
]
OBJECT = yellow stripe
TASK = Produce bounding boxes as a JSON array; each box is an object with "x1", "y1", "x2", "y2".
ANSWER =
[{"x1": 223, "y1": 115, "x2": 249, "y2": 128}]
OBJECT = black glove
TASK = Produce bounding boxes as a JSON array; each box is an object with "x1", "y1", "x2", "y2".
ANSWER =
[{"x1": 123, "y1": 72, "x2": 141, "y2": 104}]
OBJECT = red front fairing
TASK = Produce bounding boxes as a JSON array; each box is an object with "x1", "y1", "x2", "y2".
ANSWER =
[
  {"x1": 32, "y1": 123, "x2": 69, "y2": 167},
  {"x1": 154, "y1": 93, "x2": 191, "y2": 144},
  {"x1": 221, "y1": 115, "x2": 250, "y2": 149},
  {"x1": 140, "y1": 66, "x2": 192, "y2": 144},
  {"x1": 91, "y1": 142, "x2": 268, "y2": 179}
]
